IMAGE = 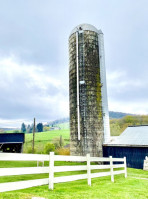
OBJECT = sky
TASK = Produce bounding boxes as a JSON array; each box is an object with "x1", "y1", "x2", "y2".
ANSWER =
[{"x1": 0, "y1": 0, "x2": 148, "y2": 127}]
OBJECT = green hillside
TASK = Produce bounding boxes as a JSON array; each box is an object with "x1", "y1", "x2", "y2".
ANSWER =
[
  {"x1": 23, "y1": 129, "x2": 70, "y2": 153},
  {"x1": 55, "y1": 122, "x2": 69, "y2": 129}
]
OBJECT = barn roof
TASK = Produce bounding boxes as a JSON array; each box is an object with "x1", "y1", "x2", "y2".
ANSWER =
[
  {"x1": 0, "y1": 133, "x2": 25, "y2": 144},
  {"x1": 104, "y1": 126, "x2": 148, "y2": 147}
]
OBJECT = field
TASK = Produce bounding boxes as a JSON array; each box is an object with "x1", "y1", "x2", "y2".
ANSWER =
[
  {"x1": 4, "y1": 130, "x2": 20, "y2": 133},
  {"x1": 0, "y1": 160, "x2": 148, "y2": 199},
  {"x1": 23, "y1": 129, "x2": 70, "y2": 153},
  {"x1": 55, "y1": 122, "x2": 69, "y2": 129}
]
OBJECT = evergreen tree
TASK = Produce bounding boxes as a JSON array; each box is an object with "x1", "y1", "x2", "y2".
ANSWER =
[
  {"x1": 21, "y1": 123, "x2": 26, "y2": 133},
  {"x1": 37, "y1": 123, "x2": 43, "y2": 132},
  {"x1": 26, "y1": 124, "x2": 33, "y2": 133}
]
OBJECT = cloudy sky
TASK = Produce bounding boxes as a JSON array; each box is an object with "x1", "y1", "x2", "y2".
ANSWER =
[{"x1": 0, "y1": 0, "x2": 148, "y2": 127}]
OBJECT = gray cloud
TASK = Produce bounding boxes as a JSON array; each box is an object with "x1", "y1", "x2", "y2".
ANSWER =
[{"x1": 0, "y1": 0, "x2": 148, "y2": 127}]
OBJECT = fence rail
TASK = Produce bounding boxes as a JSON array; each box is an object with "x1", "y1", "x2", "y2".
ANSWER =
[
  {"x1": 0, "y1": 152, "x2": 127, "y2": 192},
  {"x1": 143, "y1": 156, "x2": 148, "y2": 170}
]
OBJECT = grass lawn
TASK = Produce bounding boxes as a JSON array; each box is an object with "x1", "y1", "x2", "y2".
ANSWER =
[
  {"x1": 0, "y1": 161, "x2": 148, "y2": 199},
  {"x1": 23, "y1": 129, "x2": 70, "y2": 153}
]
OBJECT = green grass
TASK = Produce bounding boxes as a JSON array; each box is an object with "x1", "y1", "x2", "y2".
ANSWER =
[
  {"x1": 23, "y1": 130, "x2": 70, "y2": 153},
  {"x1": 4, "y1": 130, "x2": 21, "y2": 133},
  {"x1": 25, "y1": 130, "x2": 70, "y2": 143},
  {"x1": 0, "y1": 161, "x2": 148, "y2": 199},
  {"x1": 5, "y1": 130, "x2": 14, "y2": 133}
]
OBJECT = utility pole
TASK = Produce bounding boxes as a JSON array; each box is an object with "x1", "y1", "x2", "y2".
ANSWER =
[{"x1": 32, "y1": 118, "x2": 35, "y2": 154}]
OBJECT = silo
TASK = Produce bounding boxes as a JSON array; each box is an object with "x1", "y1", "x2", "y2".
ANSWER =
[{"x1": 69, "y1": 24, "x2": 110, "y2": 157}]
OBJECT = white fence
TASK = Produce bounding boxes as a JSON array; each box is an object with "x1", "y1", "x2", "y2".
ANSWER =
[
  {"x1": 0, "y1": 152, "x2": 127, "y2": 192},
  {"x1": 143, "y1": 156, "x2": 148, "y2": 170}
]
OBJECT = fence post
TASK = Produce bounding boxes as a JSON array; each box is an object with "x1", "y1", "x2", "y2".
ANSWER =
[
  {"x1": 110, "y1": 156, "x2": 114, "y2": 182},
  {"x1": 49, "y1": 152, "x2": 54, "y2": 190},
  {"x1": 87, "y1": 154, "x2": 91, "y2": 186},
  {"x1": 124, "y1": 157, "x2": 127, "y2": 178}
]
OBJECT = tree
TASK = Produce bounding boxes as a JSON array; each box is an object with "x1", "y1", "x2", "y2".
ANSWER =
[
  {"x1": 21, "y1": 123, "x2": 26, "y2": 133},
  {"x1": 37, "y1": 123, "x2": 43, "y2": 132},
  {"x1": 26, "y1": 124, "x2": 33, "y2": 133},
  {"x1": 110, "y1": 123, "x2": 121, "y2": 136}
]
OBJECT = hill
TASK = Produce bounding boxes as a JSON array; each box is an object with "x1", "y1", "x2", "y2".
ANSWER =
[
  {"x1": 109, "y1": 111, "x2": 135, "y2": 119},
  {"x1": 48, "y1": 111, "x2": 135, "y2": 127},
  {"x1": 23, "y1": 129, "x2": 70, "y2": 153}
]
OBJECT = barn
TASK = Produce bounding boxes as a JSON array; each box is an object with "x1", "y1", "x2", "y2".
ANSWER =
[
  {"x1": 103, "y1": 125, "x2": 148, "y2": 169},
  {"x1": 0, "y1": 133, "x2": 25, "y2": 153}
]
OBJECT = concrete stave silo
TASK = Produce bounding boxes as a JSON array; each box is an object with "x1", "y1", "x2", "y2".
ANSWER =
[{"x1": 69, "y1": 24, "x2": 110, "y2": 157}]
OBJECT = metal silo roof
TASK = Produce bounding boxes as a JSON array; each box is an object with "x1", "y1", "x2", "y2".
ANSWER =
[
  {"x1": 70, "y1": 23, "x2": 103, "y2": 36},
  {"x1": 105, "y1": 126, "x2": 148, "y2": 147}
]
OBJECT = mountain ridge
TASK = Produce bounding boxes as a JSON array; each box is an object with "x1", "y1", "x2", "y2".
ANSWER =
[{"x1": 48, "y1": 111, "x2": 136, "y2": 126}]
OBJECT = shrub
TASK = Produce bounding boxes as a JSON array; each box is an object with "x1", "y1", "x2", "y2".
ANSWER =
[
  {"x1": 56, "y1": 148, "x2": 70, "y2": 155},
  {"x1": 36, "y1": 147, "x2": 44, "y2": 154},
  {"x1": 44, "y1": 142, "x2": 55, "y2": 154},
  {"x1": 25, "y1": 146, "x2": 37, "y2": 154},
  {"x1": 43, "y1": 126, "x2": 50, "y2": 131}
]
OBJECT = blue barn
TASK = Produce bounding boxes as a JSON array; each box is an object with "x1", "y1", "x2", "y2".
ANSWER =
[
  {"x1": 103, "y1": 126, "x2": 148, "y2": 169},
  {"x1": 0, "y1": 133, "x2": 25, "y2": 153}
]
